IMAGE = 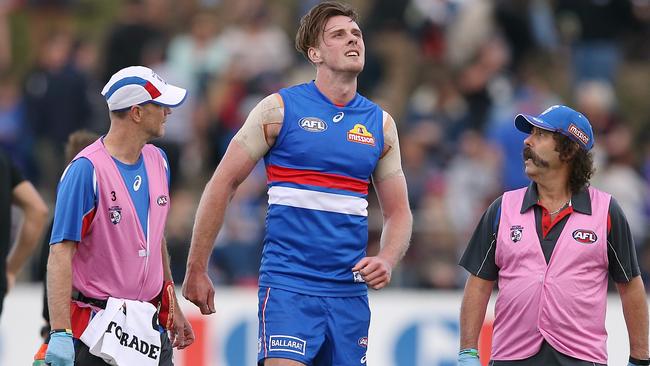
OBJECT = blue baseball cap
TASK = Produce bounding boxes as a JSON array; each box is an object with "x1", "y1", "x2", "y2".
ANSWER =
[{"x1": 514, "y1": 105, "x2": 594, "y2": 151}]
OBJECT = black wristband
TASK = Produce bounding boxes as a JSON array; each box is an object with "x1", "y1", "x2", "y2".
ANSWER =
[
  {"x1": 49, "y1": 328, "x2": 73, "y2": 335},
  {"x1": 629, "y1": 356, "x2": 650, "y2": 365}
]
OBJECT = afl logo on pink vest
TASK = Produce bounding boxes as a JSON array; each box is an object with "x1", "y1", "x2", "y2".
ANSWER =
[
  {"x1": 510, "y1": 225, "x2": 523, "y2": 243},
  {"x1": 156, "y1": 195, "x2": 168, "y2": 206},
  {"x1": 572, "y1": 229, "x2": 597, "y2": 244},
  {"x1": 299, "y1": 117, "x2": 328, "y2": 132},
  {"x1": 109, "y1": 206, "x2": 122, "y2": 225}
]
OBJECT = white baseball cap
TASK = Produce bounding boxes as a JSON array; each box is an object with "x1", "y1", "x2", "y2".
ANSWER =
[{"x1": 101, "y1": 66, "x2": 187, "y2": 111}]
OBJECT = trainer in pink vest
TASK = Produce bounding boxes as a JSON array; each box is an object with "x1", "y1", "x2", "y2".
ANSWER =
[
  {"x1": 492, "y1": 186, "x2": 610, "y2": 364},
  {"x1": 71, "y1": 139, "x2": 169, "y2": 302}
]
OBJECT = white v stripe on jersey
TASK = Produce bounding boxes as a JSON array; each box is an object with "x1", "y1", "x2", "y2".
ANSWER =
[{"x1": 268, "y1": 186, "x2": 368, "y2": 216}]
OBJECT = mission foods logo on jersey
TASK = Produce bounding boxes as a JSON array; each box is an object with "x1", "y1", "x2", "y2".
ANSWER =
[
  {"x1": 299, "y1": 117, "x2": 328, "y2": 132},
  {"x1": 347, "y1": 124, "x2": 375, "y2": 146},
  {"x1": 573, "y1": 229, "x2": 598, "y2": 244}
]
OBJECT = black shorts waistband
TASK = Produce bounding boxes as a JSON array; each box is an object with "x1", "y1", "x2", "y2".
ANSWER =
[{"x1": 71, "y1": 290, "x2": 107, "y2": 309}]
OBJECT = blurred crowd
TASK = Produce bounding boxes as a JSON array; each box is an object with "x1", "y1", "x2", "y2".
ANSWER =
[{"x1": 1, "y1": 0, "x2": 650, "y2": 290}]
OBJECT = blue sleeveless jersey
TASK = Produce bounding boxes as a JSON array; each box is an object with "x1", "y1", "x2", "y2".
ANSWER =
[{"x1": 260, "y1": 82, "x2": 384, "y2": 296}]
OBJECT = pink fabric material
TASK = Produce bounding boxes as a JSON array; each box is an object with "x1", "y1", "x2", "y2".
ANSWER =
[
  {"x1": 71, "y1": 139, "x2": 169, "y2": 301},
  {"x1": 492, "y1": 186, "x2": 610, "y2": 364}
]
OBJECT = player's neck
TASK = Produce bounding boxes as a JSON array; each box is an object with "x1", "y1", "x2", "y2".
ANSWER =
[
  {"x1": 103, "y1": 127, "x2": 146, "y2": 164},
  {"x1": 314, "y1": 71, "x2": 357, "y2": 106}
]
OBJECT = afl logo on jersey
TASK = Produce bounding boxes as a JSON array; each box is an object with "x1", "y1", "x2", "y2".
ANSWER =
[
  {"x1": 157, "y1": 195, "x2": 168, "y2": 206},
  {"x1": 299, "y1": 117, "x2": 328, "y2": 132},
  {"x1": 573, "y1": 229, "x2": 597, "y2": 244},
  {"x1": 347, "y1": 124, "x2": 375, "y2": 146}
]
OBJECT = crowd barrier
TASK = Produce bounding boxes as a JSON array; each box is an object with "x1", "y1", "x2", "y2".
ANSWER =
[{"x1": 0, "y1": 285, "x2": 640, "y2": 365}]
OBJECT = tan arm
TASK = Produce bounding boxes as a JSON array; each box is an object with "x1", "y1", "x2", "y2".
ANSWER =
[
  {"x1": 617, "y1": 276, "x2": 650, "y2": 360},
  {"x1": 459, "y1": 275, "x2": 494, "y2": 350},
  {"x1": 183, "y1": 94, "x2": 281, "y2": 314},
  {"x1": 352, "y1": 112, "x2": 412, "y2": 290},
  {"x1": 47, "y1": 241, "x2": 77, "y2": 330}
]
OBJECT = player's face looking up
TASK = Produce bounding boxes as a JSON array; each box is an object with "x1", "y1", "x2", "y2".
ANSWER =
[{"x1": 312, "y1": 15, "x2": 364, "y2": 74}]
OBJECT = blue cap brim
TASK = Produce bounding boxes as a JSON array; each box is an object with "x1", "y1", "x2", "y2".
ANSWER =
[{"x1": 514, "y1": 114, "x2": 556, "y2": 134}]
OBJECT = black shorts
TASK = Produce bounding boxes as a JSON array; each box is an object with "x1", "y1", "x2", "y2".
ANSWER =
[{"x1": 490, "y1": 340, "x2": 606, "y2": 366}]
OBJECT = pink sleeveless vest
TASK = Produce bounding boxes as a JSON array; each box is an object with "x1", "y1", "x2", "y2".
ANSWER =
[
  {"x1": 492, "y1": 186, "x2": 610, "y2": 364},
  {"x1": 71, "y1": 139, "x2": 169, "y2": 302}
]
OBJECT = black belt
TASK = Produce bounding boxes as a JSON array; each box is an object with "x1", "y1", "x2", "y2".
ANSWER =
[{"x1": 71, "y1": 290, "x2": 107, "y2": 309}]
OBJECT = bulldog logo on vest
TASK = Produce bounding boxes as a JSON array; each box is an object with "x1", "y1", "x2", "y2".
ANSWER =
[
  {"x1": 109, "y1": 206, "x2": 122, "y2": 225},
  {"x1": 510, "y1": 225, "x2": 523, "y2": 243}
]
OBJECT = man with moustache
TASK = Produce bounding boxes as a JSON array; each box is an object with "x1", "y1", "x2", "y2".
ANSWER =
[{"x1": 457, "y1": 105, "x2": 649, "y2": 366}]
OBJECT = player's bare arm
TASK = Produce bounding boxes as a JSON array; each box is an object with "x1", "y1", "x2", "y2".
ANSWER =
[
  {"x1": 353, "y1": 112, "x2": 412, "y2": 290},
  {"x1": 183, "y1": 94, "x2": 284, "y2": 313}
]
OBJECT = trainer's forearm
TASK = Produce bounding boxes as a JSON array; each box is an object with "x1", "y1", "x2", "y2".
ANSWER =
[
  {"x1": 161, "y1": 237, "x2": 173, "y2": 282},
  {"x1": 186, "y1": 173, "x2": 237, "y2": 272},
  {"x1": 47, "y1": 241, "x2": 76, "y2": 330},
  {"x1": 618, "y1": 277, "x2": 650, "y2": 359},
  {"x1": 460, "y1": 275, "x2": 494, "y2": 350}
]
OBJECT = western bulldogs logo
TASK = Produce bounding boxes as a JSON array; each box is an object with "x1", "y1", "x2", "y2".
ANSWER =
[
  {"x1": 353, "y1": 271, "x2": 366, "y2": 283},
  {"x1": 573, "y1": 229, "x2": 597, "y2": 244},
  {"x1": 510, "y1": 225, "x2": 523, "y2": 243},
  {"x1": 157, "y1": 195, "x2": 168, "y2": 206},
  {"x1": 109, "y1": 206, "x2": 122, "y2": 225}
]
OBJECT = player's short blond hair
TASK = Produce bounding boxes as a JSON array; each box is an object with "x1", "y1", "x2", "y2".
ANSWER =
[{"x1": 295, "y1": 1, "x2": 359, "y2": 62}]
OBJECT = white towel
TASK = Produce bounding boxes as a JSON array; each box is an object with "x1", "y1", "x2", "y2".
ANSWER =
[{"x1": 80, "y1": 298, "x2": 161, "y2": 366}]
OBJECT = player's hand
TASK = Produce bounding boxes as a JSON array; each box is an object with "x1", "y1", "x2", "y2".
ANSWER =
[
  {"x1": 458, "y1": 349, "x2": 481, "y2": 366},
  {"x1": 182, "y1": 268, "x2": 216, "y2": 315},
  {"x1": 45, "y1": 331, "x2": 75, "y2": 366},
  {"x1": 352, "y1": 256, "x2": 392, "y2": 290},
  {"x1": 169, "y1": 307, "x2": 195, "y2": 349}
]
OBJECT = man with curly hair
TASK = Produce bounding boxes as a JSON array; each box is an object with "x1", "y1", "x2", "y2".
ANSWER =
[{"x1": 458, "y1": 105, "x2": 649, "y2": 366}]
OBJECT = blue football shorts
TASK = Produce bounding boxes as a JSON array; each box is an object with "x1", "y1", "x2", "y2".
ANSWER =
[{"x1": 257, "y1": 286, "x2": 370, "y2": 366}]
